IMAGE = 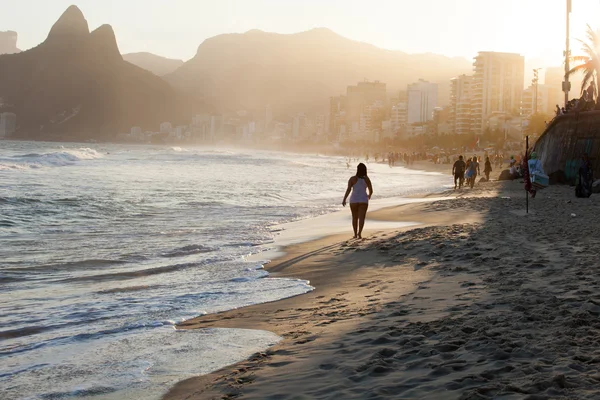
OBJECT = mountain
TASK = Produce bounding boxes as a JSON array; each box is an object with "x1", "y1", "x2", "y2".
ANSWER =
[
  {"x1": 123, "y1": 52, "x2": 184, "y2": 76},
  {"x1": 165, "y1": 28, "x2": 471, "y2": 116},
  {"x1": 0, "y1": 31, "x2": 21, "y2": 54},
  {"x1": 0, "y1": 6, "x2": 203, "y2": 140}
]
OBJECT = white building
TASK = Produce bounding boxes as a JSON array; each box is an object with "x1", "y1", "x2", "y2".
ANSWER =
[
  {"x1": 359, "y1": 106, "x2": 372, "y2": 134},
  {"x1": 175, "y1": 126, "x2": 186, "y2": 139},
  {"x1": 292, "y1": 114, "x2": 306, "y2": 139},
  {"x1": 315, "y1": 114, "x2": 327, "y2": 136},
  {"x1": 521, "y1": 84, "x2": 562, "y2": 117},
  {"x1": 449, "y1": 75, "x2": 473, "y2": 135},
  {"x1": 265, "y1": 104, "x2": 273, "y2": 132},
  {"x1": 471, "y1": 52, "x2": 524, "y2": 134},
  {"x1": 407, "y1": 79, "x2": 438, "y2": 124},
  {"x1": 0, "y1": 112, "x2": 16, "y2": 138},
  {"x1": 210, "y1": 115, "x2": 223, "y2": 139},
  {"x1": 160, "y1": 122, "x2": 172, "y2": 134},
  {"x1": 391, "y1": 102, "x2": 407, "y2": 133}
]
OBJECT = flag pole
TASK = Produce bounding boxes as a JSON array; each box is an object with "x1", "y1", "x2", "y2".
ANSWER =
[{"x1": 526, "y1": 135, "x2": 529, "y2": 214}]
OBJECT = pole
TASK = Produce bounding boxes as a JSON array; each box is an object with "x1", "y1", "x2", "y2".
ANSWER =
[
  {"x1": 526, "y1": 135, "x2": 529, "y2": 214},
  {"x1": 563, "y1": 0, "x2": 571, "y2": 107},
  {"x1": 533, "y1": 69, "x2": 539, "y2": 114}
]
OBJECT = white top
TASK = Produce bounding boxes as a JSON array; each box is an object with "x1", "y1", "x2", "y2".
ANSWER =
[{"x1": 349, "y1": 177, "x2": 369, "y2": 204}]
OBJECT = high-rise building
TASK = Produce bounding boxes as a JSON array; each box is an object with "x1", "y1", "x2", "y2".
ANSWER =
[
  {"x1": 407, "y1": 79, "x2": 438, "y2": 124},
  {"x1": 329, "y1": 95, "x2": 347, "y2": 135},
  {"x1": 265, "y1": 104, "x2": 273, "y2": 132},
  {"x1": 0, "y1": 112, "x2": 16, "y2": 138},
  {"x1": 521, "y1": 84, "x2": 562, "y2": 117},
  {"x1": 160, "y1": 122, "x2": 172, "y2": 134},
  {"x1": 345, "y1": 80, "x2": 386, "y2": 123},
  {"x1": 471, "y1": 52, "x2": 524, "y2": 134},
  {"x1": 449, "y1": 75, "x2": 473, "y2": 135},
  {"x1": 210, "y1": 115, "x2": 223, "y2": 139},
  {"x1": 292, "y1": 114, "x2": 306, "y2": 139},
  {"x1": 391, "y1": 102, "x2": 407, "y2": 133}
]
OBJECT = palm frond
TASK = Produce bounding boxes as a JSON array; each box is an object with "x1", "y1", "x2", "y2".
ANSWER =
[
  {"x1": 571, "y1": 56, "x2": 590, "y2": 62},
  {"x1": 571, "y1": 25, "x2": 600, "y2": 94},
  {"x1": 567, "y1": 62, "x2": 592, "y2": 76}
]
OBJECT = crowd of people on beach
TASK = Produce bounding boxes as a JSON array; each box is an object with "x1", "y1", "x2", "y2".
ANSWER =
[{"x1": 451, "y1": 155, "x2": 493, "y2": 189}]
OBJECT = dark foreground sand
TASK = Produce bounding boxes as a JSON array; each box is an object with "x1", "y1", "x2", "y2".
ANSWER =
[{"x1": 164, "y1": 180, "x2": 600, "y2": 400}]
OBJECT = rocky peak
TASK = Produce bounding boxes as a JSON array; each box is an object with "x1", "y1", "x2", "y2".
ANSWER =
[
  {"x1": 45, "y1": 5, "x2": 89, "y2": 44},
  {"x1": 89, "y1": 24, "x2": 122, "y2": 61}
]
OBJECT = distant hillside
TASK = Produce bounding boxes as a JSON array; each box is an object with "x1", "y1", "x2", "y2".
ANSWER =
[
  {"x1": 123, "y1": 52, "x2": 184, "y2": 76},
  {"x1": 165, "y1": 28, "x2": 471, "y2": 116},
  {"x1": 0, "y1": 6, "x2": 204, "y2": 140},
  {"x1": 0, "y1": 31, "x2": 21, "y2": 54}
]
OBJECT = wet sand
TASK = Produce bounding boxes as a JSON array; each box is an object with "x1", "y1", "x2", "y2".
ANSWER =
[{"x1": 163, "y1": 179, "x2": 600, "y2": 399}]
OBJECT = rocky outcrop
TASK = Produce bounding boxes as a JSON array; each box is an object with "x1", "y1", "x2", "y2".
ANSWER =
[{"x1": 535, "y1": 111, "x2": 600, "y2": 184}]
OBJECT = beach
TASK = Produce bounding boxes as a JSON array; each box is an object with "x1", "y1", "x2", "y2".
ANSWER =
[{"x1": 164, "y1": 175, "x2": 600, "y2": 400}]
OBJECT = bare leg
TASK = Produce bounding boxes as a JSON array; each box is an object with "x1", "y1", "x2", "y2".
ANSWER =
[
  {"x1": 350, "y1": 203, "x2": 359, "y2": 238},
  {"x1": 357, "y1": 203, "x2": 369, "y2": 238}
]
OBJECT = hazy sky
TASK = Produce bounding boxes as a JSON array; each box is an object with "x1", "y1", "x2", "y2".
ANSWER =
[{"x1": 2, "y1": 0, "x2": 598, "y2": 68}]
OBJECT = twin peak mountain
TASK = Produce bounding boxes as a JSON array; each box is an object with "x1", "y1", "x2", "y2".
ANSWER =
[
  {"x1": 0, "y1": 5, "x2": 470, "y2": 140},
  {"x1": 0, "y1": 5, "x2": 198, "y2": 140}
]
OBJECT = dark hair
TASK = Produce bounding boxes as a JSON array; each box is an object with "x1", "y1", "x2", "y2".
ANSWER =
[{"x1": 356, "y1": 163, "x2": 367, "y2": 178}]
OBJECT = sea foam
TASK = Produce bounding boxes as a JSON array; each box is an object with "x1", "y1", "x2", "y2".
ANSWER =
[{"x1": 0, "y1": 147, "x2": 103, "y2": 169}]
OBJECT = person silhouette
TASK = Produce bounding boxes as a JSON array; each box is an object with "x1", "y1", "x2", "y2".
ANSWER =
[{"x1": 342, "y1": 163, "x2": 373, "y2": 239}]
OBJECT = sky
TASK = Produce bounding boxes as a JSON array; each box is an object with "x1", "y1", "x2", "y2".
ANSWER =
[{"x1": 1, "y1": 0, "x2": 599, "y2": 71}]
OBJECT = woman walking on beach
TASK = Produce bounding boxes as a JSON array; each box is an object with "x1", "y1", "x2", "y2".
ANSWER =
[{"x1": 342, "y1": 163, "x2": 373, "y2": 239}]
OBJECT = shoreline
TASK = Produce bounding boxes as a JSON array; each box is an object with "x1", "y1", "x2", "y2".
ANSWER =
[
  {"x1": 161, "y1": 161, "x2": 468, "y2": 399},
  {"x1": 164, "y1": 179, "x2": 600, "y2": 399},
  {"x1": 162, "y1": 178, "x2": 490, "y2": 400}
]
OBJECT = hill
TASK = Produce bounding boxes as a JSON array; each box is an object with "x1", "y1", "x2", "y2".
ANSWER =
[
  {"x1": 165, "y1": 28, "x2": 471, "y2": 116},
  {"x1": 123, "y1": 52, "x2": 184, "y2": 76},
  {"x1": 0, "y1": 6, "x2": 203, "y2": 140}
]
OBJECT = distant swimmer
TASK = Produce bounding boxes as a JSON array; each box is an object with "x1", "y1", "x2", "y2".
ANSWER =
[{"x1": 342, "y1": 163, "x2": 373, "y2": 239}]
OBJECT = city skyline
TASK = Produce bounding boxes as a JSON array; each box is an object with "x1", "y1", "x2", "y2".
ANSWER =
[{"x1": 1, "y1": 0, "x2": 598, "y2": 67}]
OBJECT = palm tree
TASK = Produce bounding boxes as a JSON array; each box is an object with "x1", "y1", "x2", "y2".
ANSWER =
[{"x1": 568, "y1": 24, "x2": 600, "y2": 98}]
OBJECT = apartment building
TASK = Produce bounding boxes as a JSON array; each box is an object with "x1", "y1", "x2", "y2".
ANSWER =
[{"x1": 471, "y1": 52, "x2": 524, "y2": 134}]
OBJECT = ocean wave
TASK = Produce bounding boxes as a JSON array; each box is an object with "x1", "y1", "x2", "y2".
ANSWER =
[
  {"x1": 160, "y1": 244, "x2": 214, "y2": 258},
  {"x1": 59, "y1": 262, "x2": 204, "y2": 283},
  {"x1": 4, "y1": 259, "x2": 128, "y2": 273},
  {"x1": 0, "y1": 147, "x2": 103, "y2": 169},
  {"x1": 39, "y1": 385, "x2": 117, "y2": 399},
  {"x1": 229, "y1": 270, "x2": 269, "y2": 282}
]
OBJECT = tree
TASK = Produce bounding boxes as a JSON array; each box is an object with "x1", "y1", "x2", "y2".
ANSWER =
[
  {"x1": 568, "y1": 24, "x2": 600, "y2": 97},
  {"x1": 525, "y1": 113, "x2": 551, "y2": 136}
]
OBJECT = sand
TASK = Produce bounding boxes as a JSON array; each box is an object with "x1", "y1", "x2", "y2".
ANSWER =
[{"x1": 163, "y1": 177, "x2": 600, "y2": 400}]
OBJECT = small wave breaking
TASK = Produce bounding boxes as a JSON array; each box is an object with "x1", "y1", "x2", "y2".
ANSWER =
[
  {"x1": 0, "y1": 147, "x2": 103, "y2": 169},
  {"x1": 160, "y1": 244, "x2": 214, "y2": 258}
]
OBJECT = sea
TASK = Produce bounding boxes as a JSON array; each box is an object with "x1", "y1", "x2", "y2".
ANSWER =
[{"x1": 0, "y1": 141, "x2": 450, "y2": 399}]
